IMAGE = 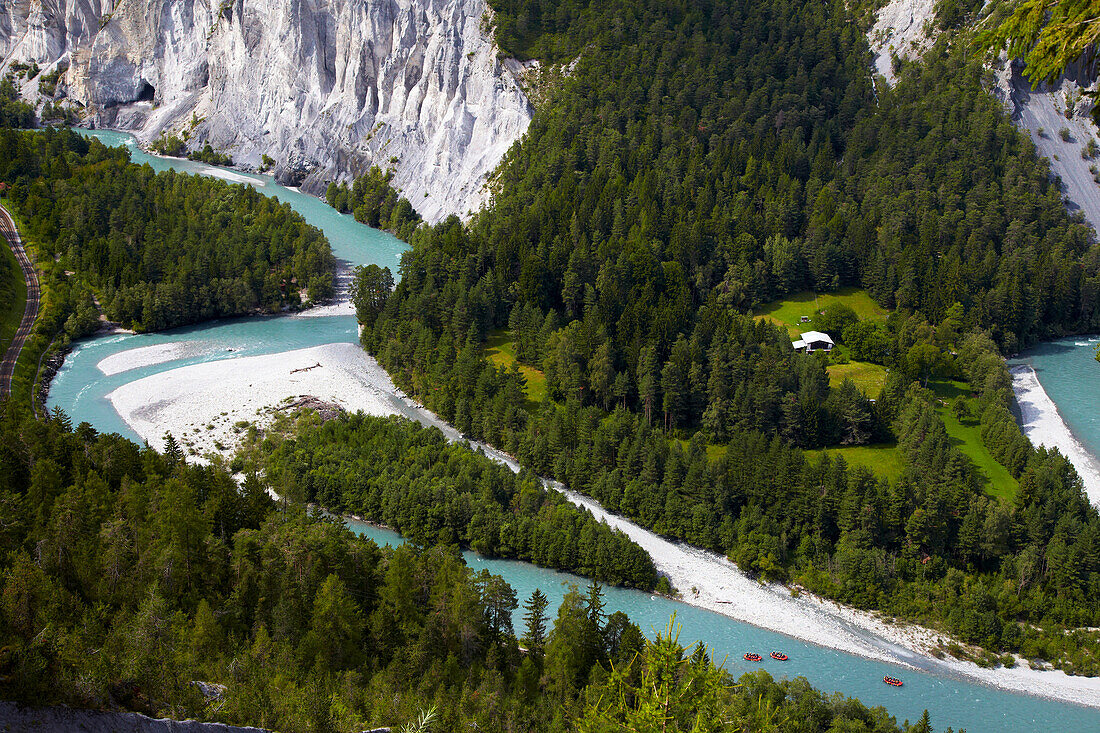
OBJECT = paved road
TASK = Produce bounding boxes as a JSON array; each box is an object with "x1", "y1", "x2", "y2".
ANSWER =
[{"x1": 0, "y1": 204, "x2": 39, "y2": 401}]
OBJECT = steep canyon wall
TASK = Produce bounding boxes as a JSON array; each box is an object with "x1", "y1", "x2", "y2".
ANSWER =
[{"x1": 1, "y1": 0, "x2": 533, "y2": 222}]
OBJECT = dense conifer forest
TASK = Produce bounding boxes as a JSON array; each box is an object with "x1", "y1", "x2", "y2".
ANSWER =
[
  {"x1": 248, "y1": 412, "x2": 658, "y2": 589},
  {"x1": 2, "y1": 0, "x2": 1100, "y2": 725},
  {"x1": 0, "y1": 127, "x2": 334, "y2": 335},
  {"x1": 325, "y1": 166, "x2": 422, "y2": 241},
  {"x1": 0, "y1": 409, "x2": 942, "y2": 732},
  {"x1": 353, "y1": 0, "x2": 1100, "y2": 673},
  {"x1": 0, "y1": 76, "x2": 33, "y2": 128}
]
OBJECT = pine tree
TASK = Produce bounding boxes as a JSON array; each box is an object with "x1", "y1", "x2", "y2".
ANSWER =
[
  {"x1": 522, "y1": 588, "x2": 549, "y2": 656},
  {"x1": 637, "y1": 346, "x2": 659, "y2": 425},
  {"x1": 544, "y1": 588, "x2": 591, "y2": 699},
  {"x1": 613, "y1": 371, "x2": 630, "y2": 410},
  {"x1": 352, "y1": 264, "x2": 395, "y2": 328},
  {"x1": 162, "y1": 432, "x2": 183, "y2": 464},
  {"x1": 190, "y1": 598, "x2": 223, "y2": 662},
  {"x1": 308, "y1": 573, "x2": 362, "y2": 670},
  {"x1": 49, "y1": 406, "x2": 71, "y2": 432},
  {"x1": 588, "y1": 340, "x2": 615, "y2": 409},
  {"x1": 585, "y1": 581, "x2": 606, "y2": 628},
  {"x1": 476, "y1": 570, "x2": 518, "y2": 642}
]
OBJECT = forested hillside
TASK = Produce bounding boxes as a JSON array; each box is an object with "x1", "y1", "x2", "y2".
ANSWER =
[
  {"x1": 355, "y1": 0, "x2": 1100, "y2": 673},
  {"x1": 840, "y1": 48, "x2": 1098, "y2": 351},
  {"x1": 0, "y1": 127, "x2": 334, "y2": 335},
  {"x1": 0, "y1": 408, "x2": 936, "y2": 732}
]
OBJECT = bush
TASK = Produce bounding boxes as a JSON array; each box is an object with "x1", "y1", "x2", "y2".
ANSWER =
[
  {"x1": 150, "y1": 133, "x2": 186, "y2": 156},
  {"x1": 187, "y1": 143, "x2": 232, "y2": 166},
  {"x1": 815, "y1": 303, "x2": 859, "y2": 341}
]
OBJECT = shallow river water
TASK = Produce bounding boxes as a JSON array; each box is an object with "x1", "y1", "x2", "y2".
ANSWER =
[
  {"x1": 45, "y1": 129, "x2": 1100, "y2": 731},
  {"x1": 1014, "y1": 336, "x2": 1100, "y2": 458}
]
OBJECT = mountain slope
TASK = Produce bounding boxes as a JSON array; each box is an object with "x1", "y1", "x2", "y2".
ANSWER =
[{"x1": 868, "y1": 0, "x2": 1100, "y2": 235}]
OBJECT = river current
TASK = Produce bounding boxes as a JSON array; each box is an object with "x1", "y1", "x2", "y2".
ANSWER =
[{"x1": 44, "y1": 129, "x2": 1100, "y2": 731}]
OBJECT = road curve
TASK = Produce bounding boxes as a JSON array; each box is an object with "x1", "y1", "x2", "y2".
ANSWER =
[{"x1": 0, "y1": 204, "x2": 39, "y2": 402}]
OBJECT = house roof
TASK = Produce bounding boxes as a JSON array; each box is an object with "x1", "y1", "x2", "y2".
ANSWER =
[
  {"x1": 798, "y1": 331, "x2": 833, "y2": 344},
  {"x1": 791, "y1": 339, "x2": 806, "y2": 349}
]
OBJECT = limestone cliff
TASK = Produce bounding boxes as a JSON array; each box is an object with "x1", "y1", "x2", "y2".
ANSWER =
[
  {"x1": 0, "y1": 0, "x2": 110, "y2": 64},
  {"x1": 1, "y1": 0, "x2": 533, "y2": 223}
]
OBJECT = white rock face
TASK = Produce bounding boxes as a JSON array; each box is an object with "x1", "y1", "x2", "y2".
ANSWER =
[
  {"x1": 2, "y1": 0, "x2": 533, "y2": 222},
  {"x1": 991, "y1": 56, "x2": 1100, "y2": 235},
  {"x1": 0, "y1": 0, "x2": 110, "y2": 64},
  {"x1": 867, "y1": 0, "x2": 937, "y2": 86}
]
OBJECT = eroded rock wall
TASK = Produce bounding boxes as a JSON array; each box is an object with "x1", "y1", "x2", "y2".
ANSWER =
[
  {"x1": 2, "y1": 0, "x2": 532, "y2": 222},
  {"x1": 0, "y1": 0, "x2": 110, "y2": 64}
]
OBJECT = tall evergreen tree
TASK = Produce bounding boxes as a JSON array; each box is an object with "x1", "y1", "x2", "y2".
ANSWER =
[{"x1": 522, "y1": 588, "x2": 550, "y2": 656}]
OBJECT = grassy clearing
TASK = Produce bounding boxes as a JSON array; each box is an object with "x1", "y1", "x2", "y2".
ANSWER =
[
  {"x1": 804, "y1": 442, "x2": 906, "y2": 483},
  {"x1": 929, "y1": 380, "x2": 1018, "y2": 501},
  {"x1": 483, "y1": 329, "x2": 548, "y2": 406},
  {"x1": 0, "y1": 234, "x2": 26, "y2": 360},
  {"x1": 827, "y1": 361, "x2": 890, "y2": 398},
  {"x1": 674, "y1": 434, "x2": 900, "y2": 481},
  {"x1": 673, "y1": 439, "x2": 729, "y2": 462},
  {"x1": 755, "y1": 287, "x2": 889, "y2": 337}
]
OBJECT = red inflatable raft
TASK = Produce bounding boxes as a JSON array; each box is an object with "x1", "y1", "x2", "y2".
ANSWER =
[
  {"x1": 770, "y1": 651, "x2": 788, "y2": 661},
  {"x1": 883, "y1": 676, "x2": 903, "y2": 687},
  {"x1": 744, "y1": 653, "x2": 762, "y2": 662}
]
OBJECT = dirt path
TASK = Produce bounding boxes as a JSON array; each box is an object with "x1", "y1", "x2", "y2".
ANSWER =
[{"x1": 0, "y1": 204, "x2": 39, "y2": 401}]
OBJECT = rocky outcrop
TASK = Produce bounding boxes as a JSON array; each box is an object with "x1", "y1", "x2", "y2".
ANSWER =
[
  {"x1": 2, "y1": 0, "x2": 533, "y2": 223},
  {"x1": 0, "y1": 0, "x2": 110, "y2": 64},
  {"x1": 866, "y1": 0, "x2": 937, "y2": 86},
  {"x1": 991, "y1": 55, "x2": 1100, "y2": 235}
]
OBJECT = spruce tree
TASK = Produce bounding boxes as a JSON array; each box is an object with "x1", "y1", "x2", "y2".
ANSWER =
[
  {"x1": 522, "y1": 588, "x2": 549, "y2": 656},
  {"x1": 162, "y1": 432, "x2": 183, "y2": 464}
]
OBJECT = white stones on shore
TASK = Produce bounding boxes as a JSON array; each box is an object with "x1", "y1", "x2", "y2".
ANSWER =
[
  {"x1": 107, "y1": 343, "x2": 398, "y2": 460},
  {"x1": 1011, "y1": 363, "x2": 1100, "y2": 505}
]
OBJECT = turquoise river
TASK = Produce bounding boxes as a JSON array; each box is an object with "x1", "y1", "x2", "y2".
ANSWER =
[
  {"x1": 44, "y1": 129, "x2": 1100, "y2": 731},
  {"x1": 1015, "y1": 336, "x2": 1100, "y2": 462}
]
